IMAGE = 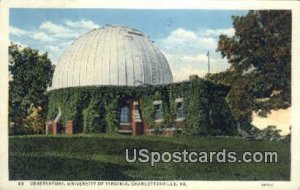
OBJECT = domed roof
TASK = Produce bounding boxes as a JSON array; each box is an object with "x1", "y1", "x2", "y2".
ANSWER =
[{"x1": 49, "y1": 25, "x2": 173, "y2": 90}]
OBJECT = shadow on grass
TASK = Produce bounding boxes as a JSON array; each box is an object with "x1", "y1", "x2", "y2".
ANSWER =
[
  {"x1": 9, "y1": 135, "x2": 291, "y2": 180},
  {"x1": 9, "y1": 155, "x2": 134, "y2": 180},
  {"x1": 9, "y1": 137, "x2": 190, "y2": 156}
]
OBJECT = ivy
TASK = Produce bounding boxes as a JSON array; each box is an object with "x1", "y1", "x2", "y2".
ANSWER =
[
  {"x1": 104, "y1": 98, "x2": 119, "y2": 134},
  {"x1": 47, "y1": 78, "x2": 237, "y2": 136},
  {"x1": 83, "y1": 98, "x2": 105, "y2": 133}
]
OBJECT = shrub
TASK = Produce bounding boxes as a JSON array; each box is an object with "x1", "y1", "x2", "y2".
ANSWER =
[{"x1": 10, "y1": 104, "x2": 45, "y2": 135}]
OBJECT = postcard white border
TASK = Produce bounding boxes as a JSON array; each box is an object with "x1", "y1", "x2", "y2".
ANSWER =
[{"x1": 1, "y1": 0, "x2": 300, "y2": 189}]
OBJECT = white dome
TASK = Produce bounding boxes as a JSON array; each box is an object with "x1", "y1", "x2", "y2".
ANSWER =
[{"x1": 49, "y1": 25, "x2": 173, "y2": 90}]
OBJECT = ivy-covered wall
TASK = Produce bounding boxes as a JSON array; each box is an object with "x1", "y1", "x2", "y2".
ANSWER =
[{"x1": 47, "y1": 78, "x2": 237, "y2": 136}]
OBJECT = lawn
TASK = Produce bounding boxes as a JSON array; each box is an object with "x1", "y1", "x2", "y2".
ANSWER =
[{"x1": 9, "y1": 134, "x2": 290, "y2": 180}]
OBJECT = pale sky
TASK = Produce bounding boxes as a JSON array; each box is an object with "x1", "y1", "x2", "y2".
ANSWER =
[
  {"x1": 9, "y1": 9, "x2": 247, "y2": 81},
  {"x1": 252, "y1": 108, "x2": 291, "y2": 136}
]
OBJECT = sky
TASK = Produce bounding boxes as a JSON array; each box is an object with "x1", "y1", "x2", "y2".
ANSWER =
[{"x1": 9, "y1": 9, "x2": 247, "y2": 81}]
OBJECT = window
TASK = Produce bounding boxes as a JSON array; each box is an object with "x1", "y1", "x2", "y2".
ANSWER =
[
  {"x1": 120, "y1": 105, "x2": 130, "y2": 124},
  {"x1": 175, "y1": 98, "x2": 185, "y2": 120},
  {"x1": 153, "y1": 100, "x2": 163, "y2": 121}
]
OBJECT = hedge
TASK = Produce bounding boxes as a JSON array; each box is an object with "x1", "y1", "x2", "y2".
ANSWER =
[{"x1": 47, "y1": 78, "x2": 237, "y2": 136}]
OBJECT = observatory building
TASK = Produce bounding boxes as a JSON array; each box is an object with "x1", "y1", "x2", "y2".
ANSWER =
[
  {"x1": 49, "y1": 25, "x2": 173, "y2": 90},
  {"x1": 47, "y1": 25, "x2": 236, "y2": 136}
]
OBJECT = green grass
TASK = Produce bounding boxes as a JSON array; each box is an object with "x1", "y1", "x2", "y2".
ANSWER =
[{"x1": 9, "y1": 134, "x2": 290, "y2": 180}]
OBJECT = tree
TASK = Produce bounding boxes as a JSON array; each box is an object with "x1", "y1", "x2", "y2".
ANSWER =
[
  {"x1": 250, "y1": 125, "x2": 282, "y2": 141},
  {"x1": 206, "y1": 10, "x2": 291, "y2": 130},
  {"x1": 9, "y1": 43, "x2": 54, "y2": 134}
]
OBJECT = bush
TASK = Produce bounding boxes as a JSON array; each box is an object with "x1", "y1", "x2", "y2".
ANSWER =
[
  {"x1": 250, "y1": 125, "x2": 282, "y2": 141},
  {"x1": 9, "y1": 123, "x2": 34, "y2": 135},
  {"x1": 9, "y1": 104, "x2": 45, "y2": 135}
]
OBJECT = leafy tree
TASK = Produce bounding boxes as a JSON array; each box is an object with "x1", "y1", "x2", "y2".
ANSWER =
[
  {"x1": 250, "y1": 125, "x2": 282, "y2": 141},
  {"x1": 206, "y1": 10, "x2": 291, "y2": 130},
  {"x1": 9, "y1": 43, "x2": 54, "y2": 134},
  {"x1": 23, "y1": 105, "x2": 45, "y2": 134}
]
